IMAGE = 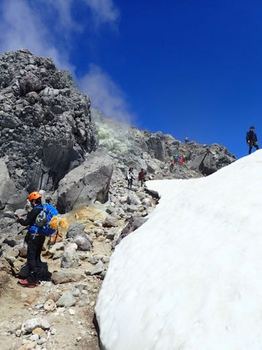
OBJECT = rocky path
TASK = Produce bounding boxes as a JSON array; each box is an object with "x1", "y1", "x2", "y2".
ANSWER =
[
  {"x1": 0, "y1": 273, "x2": 100, "y2": 350},
  {"x1": 0, "y1": 181, "x2": 158, "y2": 350}
]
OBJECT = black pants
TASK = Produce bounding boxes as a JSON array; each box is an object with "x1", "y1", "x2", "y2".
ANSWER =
[
  {"x1": 127, "y1": 179, "x2": 133, "y2": 189},
  {"x1": 27, "y1": 234, "x2": 45, "y2": 283},
  {"x1": 140, "y1": 179, "x2": 145, "y2": 186},
  {"x1": 249, "y1": 143, "x2": 259, "y2": 154}
]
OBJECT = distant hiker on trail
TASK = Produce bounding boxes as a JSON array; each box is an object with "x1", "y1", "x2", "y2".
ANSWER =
[
  {"x1": 173, "y1": 154, "x2": 179, "y2": 164},
  {"x1": 169, "y1": 160, "x2": 174, "y2": 172},
  {"x1": 138, "y1": 168, "x2": 146, "y2": 186},
  {"x1": 16, "y1": 191, "x2": 58, "y2": 287},
  {"x1": 178, "y1": 155, "x2": 185, "y2": 166},
  {"x1": 246, "y1": 126, "x2": 259, "y2": 154},
  {"x1": 126, "y1": 167, "x2": 135, "y2": 190}
]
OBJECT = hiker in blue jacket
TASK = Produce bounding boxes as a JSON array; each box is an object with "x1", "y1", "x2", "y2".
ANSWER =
[{"x1": 17, "y1": 191, "x2": 57, "y2": 287}]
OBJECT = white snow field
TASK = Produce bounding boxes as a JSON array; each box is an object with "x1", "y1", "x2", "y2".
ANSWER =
[{"x1": 96, "y1": 151, "x2": 262, "y2": 350}]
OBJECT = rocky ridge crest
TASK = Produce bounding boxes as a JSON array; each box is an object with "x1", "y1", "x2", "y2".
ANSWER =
[{"x1": 92, "y1": 109, "x2": 236, "y2": 182}]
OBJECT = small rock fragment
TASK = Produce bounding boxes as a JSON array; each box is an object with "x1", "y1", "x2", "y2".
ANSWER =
[
  {"x1": 44, "y1": 299, "x2": 56, "y2": 312},
  {"x1": 21, "y1": 318, "x2": 50, "y2": 334},
  {"x1": 57, "y1": 291, "x2": 76, "y2": 308}
]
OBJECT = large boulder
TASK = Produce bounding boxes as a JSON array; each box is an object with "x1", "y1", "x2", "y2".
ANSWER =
[
  {"x1": 188, "y1": 145, "x2": 235, "y2": 176},
  {"x1": 0, "y1": 159, "x2": 16, "y2": 209},
  {"x1": 114, "y1": 216, "x2": 147, "y2": 246},
  {"x1": 66, "y1": 223, "x2": 85, "y2": 239},
  {"x1": 57, "y1": 151, "x2": 113, "y2": 213},
  {"x1": 51, "y1": 269, "x2": 84, "y2": 284},
  {"x1": 146, "y1": 134, "x2": 166, "y2": 161},
  {"x1": 61, "y1": 243, "x2": 79, "y2": 268},
  {"x1": 5, "y1": 189, "x2": 27, "y2": 211}
]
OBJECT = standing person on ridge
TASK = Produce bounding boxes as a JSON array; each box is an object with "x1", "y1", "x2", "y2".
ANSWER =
[{"x1": 246, "y1": 126, "x2": 259, "y2": 154}]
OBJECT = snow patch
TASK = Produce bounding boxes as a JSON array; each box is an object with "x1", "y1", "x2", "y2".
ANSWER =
[{"x1": 96, "y1": 151, "x2": 262, "y2": 350}]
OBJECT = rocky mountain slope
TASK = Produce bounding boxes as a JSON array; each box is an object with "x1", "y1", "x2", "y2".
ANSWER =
[
  {"x1": 92, "y1": 109, "x2": 235, "y2": 187},
  {"x1": 0, "y1": 50, "x2": 236, "y2": 350}
]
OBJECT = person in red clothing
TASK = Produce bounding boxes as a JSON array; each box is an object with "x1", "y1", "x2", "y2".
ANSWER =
[
  {"x1": 179, "y1": 155, "x2": 185, "y2": 165},
  {"x1": 138, "y1": 168, "x2": 146, "y2": 186}
]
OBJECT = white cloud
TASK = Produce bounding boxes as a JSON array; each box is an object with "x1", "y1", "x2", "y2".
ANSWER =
[
  {"x1": 0, "y1": 0, "x2": 72, "y2": 70},
  {"x1": 44, "y1": 0, "x2": 81, "y2": 32},
  {"x1": 84, "y1": 0, "x2": 119, "y2": 25},
  {"x1": 50, "y1": 0, "x2": 75, "y2": 28},
  {"x1": 80, "y1": 64, "x2": 134, "y2": 122},
  {"x1": 0, "y1": 0, "x2": 119, "y2": 68}
]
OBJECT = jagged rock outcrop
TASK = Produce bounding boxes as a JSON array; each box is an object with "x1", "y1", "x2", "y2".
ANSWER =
[
  {"x1": 0, "y1": 49, "x2": 97, "y2": 191},
  {"x1": 0, "y1": 159, "x2": 16, "y2": 209}
]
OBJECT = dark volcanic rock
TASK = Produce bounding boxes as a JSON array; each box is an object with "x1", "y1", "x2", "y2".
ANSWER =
[{"x1": 0, "y1": 49, "x2": 97, "y2": 191}]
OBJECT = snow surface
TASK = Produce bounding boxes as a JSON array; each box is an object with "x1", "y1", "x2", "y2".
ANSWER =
[{"x1": 96, "y1": 151, "x2": 262, "y2": 350}]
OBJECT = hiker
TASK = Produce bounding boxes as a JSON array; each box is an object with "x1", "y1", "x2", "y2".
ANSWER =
[
  {"x1": 138, "y1": 168, "x2": 146, "y2": 186},
  {"x1": 16, "y1": 191, "x2": 58, "y2": 287},
  {"x1": 126, "y1": 167, "x2": 135, "y2": 190},
  {"x1": 173, "y1": 154, "x2": 179, "y2": 164},
  {"x1": 178, "y1": 155, "x2": 185, "y2": 166},
  {"x1": 246, "y1": 126, "x2": 259, "y2": 154},
  {"x1": 169, "y1": 160, "x2": 174, "y2": 172}
]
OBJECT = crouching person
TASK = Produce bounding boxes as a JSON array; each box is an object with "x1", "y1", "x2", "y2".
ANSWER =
[{"x1": 17, "y1": 191, "x2": 58, "y2": 287}]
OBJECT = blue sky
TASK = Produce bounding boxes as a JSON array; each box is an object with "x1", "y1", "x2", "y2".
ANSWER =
[{"x1": 0, "y1": 0, "x2": 261, "y2": 157}]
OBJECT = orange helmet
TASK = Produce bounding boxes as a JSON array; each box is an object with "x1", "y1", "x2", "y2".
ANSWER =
[{"x1": 27, "y1": 192, "x2": 42, "y2": 202}]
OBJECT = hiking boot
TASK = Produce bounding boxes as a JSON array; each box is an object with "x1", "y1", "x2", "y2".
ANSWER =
[{"x1": 18, "y1": 279, "x2": 39, "y2": 288}]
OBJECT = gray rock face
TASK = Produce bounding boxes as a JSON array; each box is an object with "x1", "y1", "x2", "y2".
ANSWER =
[
  {"x1": 5, "y1": 189, "x2": 27, "y2": 211},
  {"x1": 0, "y1": 49, "x2": 97, "y2": 191},
  {"x1": 0, "y1": 159, "x2": 16, "y2": 209},
  {"x1": 146, "y1": 134, "x2": 166, "y2": 161},
  {"x1": 57, "y1": 151, "x2": 113, "y2": 213}
]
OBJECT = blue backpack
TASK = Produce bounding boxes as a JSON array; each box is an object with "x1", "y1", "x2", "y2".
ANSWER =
[{"x1": 34, "y1": 203, "x2": 59, "y2": 236}]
